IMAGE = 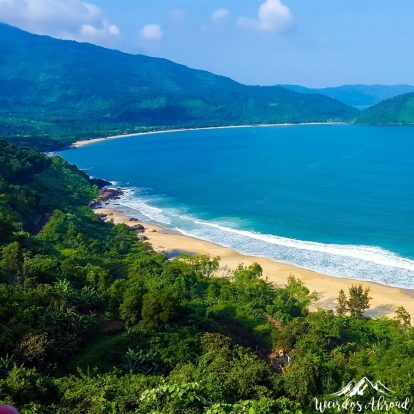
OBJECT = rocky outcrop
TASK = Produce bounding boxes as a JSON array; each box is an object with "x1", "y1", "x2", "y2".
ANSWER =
[
  {"x1": 99, "y1": 188, "x2": 123, "y2": 202},
  {"x1": 131, "y1": 224, "x2": 145, "y2": 233},
  {"x1": 89, "y1": 187, "x2": 124, "y2": 208}
]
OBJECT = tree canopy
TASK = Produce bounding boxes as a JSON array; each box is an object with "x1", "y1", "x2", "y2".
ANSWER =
[{"x1": 0, "y1": 140, "x2": 413, "y2": 413}]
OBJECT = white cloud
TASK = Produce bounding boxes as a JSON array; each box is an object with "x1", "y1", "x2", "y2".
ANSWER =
[
  {"x1": 237, "y1": 0, "x2": 292, "y2": 32},
  {"x1": 140, "y1": 24, "x2": 163, "y2": 41},
  {"x1": 211, "y1": 8, "x2": 230, "y2": 23},
  {"x1": 0, "y1": 0, "x2": 120, "y2": 43},
  {"x1": 108, "y1": 25, "x2": 120, "y2": 35}
]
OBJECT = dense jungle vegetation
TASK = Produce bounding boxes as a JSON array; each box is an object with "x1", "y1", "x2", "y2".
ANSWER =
[{"x1": 0, "y1": 140, "x2": 413, "y2": 413}]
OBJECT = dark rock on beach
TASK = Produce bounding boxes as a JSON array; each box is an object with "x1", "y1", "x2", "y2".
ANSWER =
[
  {"x1": 131, "y1": 224, "x2": 145, "y2": 233},
  {"x1": 100, "y1": 188, "x2": 123, "y2": 202},
  {"x1": 89, "y1": 187, "x2": 124, "y2": 208}
]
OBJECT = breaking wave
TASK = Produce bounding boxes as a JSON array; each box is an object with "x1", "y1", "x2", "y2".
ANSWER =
[{"x1": 107, "y1": 188, "x2": 414, "y2": 289}]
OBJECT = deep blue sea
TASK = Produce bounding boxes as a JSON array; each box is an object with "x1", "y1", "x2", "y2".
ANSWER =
[{"x1": 60, "y1": 125, "x2": 414, "y2": 288}]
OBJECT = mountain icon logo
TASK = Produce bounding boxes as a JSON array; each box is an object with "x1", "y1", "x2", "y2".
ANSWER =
[{"x1": 333, "y1": 377, "x2": 394, "y2": 397}]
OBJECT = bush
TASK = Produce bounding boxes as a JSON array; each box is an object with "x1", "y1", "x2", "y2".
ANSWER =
[{"x1": 141, "y1": 288, "x2": 181, "y2": 329}]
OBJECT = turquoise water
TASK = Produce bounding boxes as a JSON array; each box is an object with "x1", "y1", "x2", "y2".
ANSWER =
[{"x1": 60, "y1": 125, "x2": 414, "y2": 288}]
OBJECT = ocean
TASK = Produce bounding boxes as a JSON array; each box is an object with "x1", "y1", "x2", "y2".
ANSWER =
[{"x1": 60, "y1": 124, "x2": 414, "y2": 288}]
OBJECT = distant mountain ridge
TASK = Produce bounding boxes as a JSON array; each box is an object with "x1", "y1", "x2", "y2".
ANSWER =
[
  {"x1": 355, "y1": 93, "x2": 414, "y2": 124},
  {"x1": 0, "y1": 23, "x2": 357, "y2": 149},
  {"x1": 282, "y1": 84, "x2": 414, "y2": 109}
]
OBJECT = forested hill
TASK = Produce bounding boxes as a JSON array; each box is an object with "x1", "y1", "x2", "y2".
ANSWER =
[
  {"x1": 0, "y1": 23, "x2": 357, "y2": 149},
  {"x1": 355, "y1": 92, "x2": 414, "y2": 124},
  {"x1": 0, "y1": 140, "x2": 413, "y2": 412},
  {"x1": 0, "y1": 140, "x2": 97, "y2": 238}
]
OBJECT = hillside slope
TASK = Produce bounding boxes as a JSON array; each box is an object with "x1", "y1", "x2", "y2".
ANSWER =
[
  {"x1": 0, "y1": 140, "x2": 97, "y2": 236},
  {"x1": 0, "y1": 23, "x2": 357, "y2": 149},
  {"x1": 0, "y1": 140, "x2": 414, "y2": 412},
  {"x1": 355, "y1": 93, "x2": 414, "y2": 124}
]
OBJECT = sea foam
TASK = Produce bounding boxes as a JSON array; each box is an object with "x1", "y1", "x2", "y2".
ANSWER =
[{"x1": 109, "y1": 189, "x2": 414, "y2": 289}]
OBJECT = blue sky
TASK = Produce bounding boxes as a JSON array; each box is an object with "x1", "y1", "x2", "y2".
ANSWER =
[{"x1": 1, "y1": 0, "x2": 414, "y2": 87}]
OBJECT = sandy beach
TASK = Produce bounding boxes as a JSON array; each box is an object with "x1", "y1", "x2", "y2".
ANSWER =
[
  {"x1": 95, "y1": 207, "x2": 414, "y2": 318},
  {"x1": 72, "y1": 123, "x2": 343, "y2": 148}
]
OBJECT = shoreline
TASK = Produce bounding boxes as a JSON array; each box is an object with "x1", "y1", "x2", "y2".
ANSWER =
[
  {"x1": 95, "y1": 206, "x2": 414, "y2": 318},
  {"x1": 72, "y1": 122, "x2": 344, "y2": 148}
]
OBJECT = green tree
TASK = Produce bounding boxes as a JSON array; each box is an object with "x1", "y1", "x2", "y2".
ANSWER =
[
  {"x1": 141, "y1": 289, "x2": 180, "y2": 329},
  {"x1": 267, "y1": 276, "x2": 317, "y2": 322},
  {"x1": 347, "y1": 285, "x2": 371, "y2": 317},
  {"x1": 394, "y1": 306, "x2": 411, "y2": 328},
  {"x1": 0, "y1": 366, "x2": 56, "y2": 408},
  {"x1": 201, "y1": 332, "x2": 232, "y2": 354},
  {"x1": 283, "y1": 354, "x2": 323, "y2": 405},
  {"x1": 285, "y1": 275, "x2": 318, "y2": 310},
  {"x1": 119, "y1": 283, "x2": 145, "y2": 327},
  {"x1": 233, "y1": 263, "x2": 263, "y2": 285},
  {"x1": 139, "y1": 382, "x2": 208, "y2": 413},
  {"x1": 85, "y1": 264, "x2": 112, "y2": 293},
  {"x1": 336, "y1": 289, "x2": 348, "y2": 315},
  {"x1": 1, "y1": 241, "x2": 24, "y2": 284},
  {"x1": 0, "y1": 211, "x2": 17, "y2": 243},
  {"x1": 179, "y1": 254, "x2": 220, "y2": 279}
]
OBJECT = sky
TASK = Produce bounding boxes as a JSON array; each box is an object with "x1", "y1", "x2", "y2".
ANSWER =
[{"x1": 1, "y1": 0, "x2": 414, "y2": 87}]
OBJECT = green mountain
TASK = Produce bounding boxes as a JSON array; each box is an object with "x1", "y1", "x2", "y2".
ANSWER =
[
  {"x1": 0, "y1": 23, "x2": 357, "y2": 149},
  {"x1": 283, "y1": 84, "x2": 414, "y2": 109},
  {"x1": 355, "y1": 92, "x2": 414, "y2": 124}
]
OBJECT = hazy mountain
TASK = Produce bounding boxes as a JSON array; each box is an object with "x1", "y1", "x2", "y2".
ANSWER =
[
  {"x1": 283, "y1": 84, "x2": 414, "y2": 109},
  {"x1": 0, "y1": 23, "x2": 357, "y2": 149},
  {"x1": 356, "y1": 93, "x2": 414, "y2": 124}
]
